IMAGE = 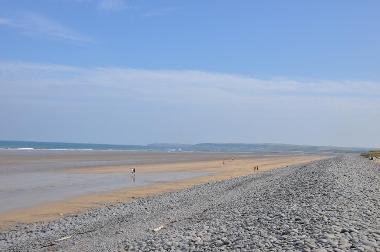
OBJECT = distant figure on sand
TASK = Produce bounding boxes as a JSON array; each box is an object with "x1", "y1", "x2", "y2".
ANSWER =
[
  {"x1": 253, "y1": 165, "x2": 259, "y2": 171},
  {"x1": 130, "y1": 168, "x2": 136, "y2": 183}
]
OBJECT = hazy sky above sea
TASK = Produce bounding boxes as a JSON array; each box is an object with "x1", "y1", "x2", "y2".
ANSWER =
[{"x1": 0, "y1": 0, "x2": 379, "y2": 147}]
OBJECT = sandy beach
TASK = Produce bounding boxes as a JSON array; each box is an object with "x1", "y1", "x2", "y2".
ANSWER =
[
  {"x1": 1, "y1": 155, "x2": 378, "y2": 251},
  {"x1": 0, "y1": 150, "x2": 325, "y2": 229}
]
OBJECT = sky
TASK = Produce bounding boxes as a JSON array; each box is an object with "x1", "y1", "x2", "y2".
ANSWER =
[{"x1": 0, "y1": 0, "x2": 379, "y2": 147}]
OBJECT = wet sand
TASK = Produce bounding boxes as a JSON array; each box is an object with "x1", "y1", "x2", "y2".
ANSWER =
[
  {"x1": 0, "y1": 170, "x2": 209, "y2": 213},
  {"x1": 0, "y1": 150, "x2": 325, "y2": 229}
]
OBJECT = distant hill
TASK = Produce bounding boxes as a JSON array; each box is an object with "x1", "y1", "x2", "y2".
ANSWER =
[{"x1": 147, "y1": 143, "x2": 370, "y2": 154}]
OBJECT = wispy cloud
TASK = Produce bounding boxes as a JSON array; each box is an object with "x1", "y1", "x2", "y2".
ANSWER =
[
  {"x1": 1, "y1": 61, "x2": 379, "y2": 104},
  {"x1": 1, "y1": 61, "x2": 379, "y2": 147},
  {"x1": 72, "y1": 0, "x2": 176, "y2": 15},
  {"x1": 0, "y1": 13, "x2": 91, "y2": 43},
  {"x1": 143, "y1": 7, "x2": 178, "y2": 17},
  {"x1": 97, "y1": 0, "x2": 127, "y2": 11},
  {"x1": 0, "y1": 17, "x2": 11, "y2": 25}
]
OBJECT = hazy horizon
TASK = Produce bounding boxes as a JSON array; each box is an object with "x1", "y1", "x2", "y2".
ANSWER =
[
  {"x1": 0, "y1": 139, "x2": 376, "y2": 150},
  {"x1": 1, "y1": 1, "x2": 379, "y2": 148}
]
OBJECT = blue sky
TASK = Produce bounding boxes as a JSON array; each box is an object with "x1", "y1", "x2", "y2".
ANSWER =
[{"x1": 0, "y1": 0, "x2": 379, "y2": 147}]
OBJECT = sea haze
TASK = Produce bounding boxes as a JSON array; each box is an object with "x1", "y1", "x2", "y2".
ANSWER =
[{"x1": 0, "y1": 140, "x2": 370, "y2": 154}]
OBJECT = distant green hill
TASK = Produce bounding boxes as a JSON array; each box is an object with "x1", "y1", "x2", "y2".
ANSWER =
[{"x1": 148, "y1": 143, "x2": 370, "y2": 153}]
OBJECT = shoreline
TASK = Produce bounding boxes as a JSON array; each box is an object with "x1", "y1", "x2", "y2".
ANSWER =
[
  {"x1": 2, "y1": 155, "x2": 378, "y2": 251},
  {"x1": 0, "y1": 154, "x2": 326, "y2": 230}
]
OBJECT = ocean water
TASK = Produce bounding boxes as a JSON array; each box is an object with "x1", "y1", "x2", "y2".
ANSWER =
[
  {"x1": 0, "y1": 140, "x2": 148, "y2": 151},
  {"x1": 0, "y1": 140, "x2": 366, "y2": 153}
]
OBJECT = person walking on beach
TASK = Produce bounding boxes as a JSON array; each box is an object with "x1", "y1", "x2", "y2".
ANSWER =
[{"x1": 130, "y1": 168, "x2": 136, "y2": 183}]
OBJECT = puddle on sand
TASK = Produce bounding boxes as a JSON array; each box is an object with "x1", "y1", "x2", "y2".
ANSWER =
[{"x1": 0, "y1": 171, "x2": 209, "y2": 213}]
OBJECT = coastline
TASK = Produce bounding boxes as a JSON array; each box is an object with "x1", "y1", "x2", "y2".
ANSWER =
[
  {"x1": 3, "y1": 155, "x2": 376, "y2": 251},
  {"x1": 0, "y1": 153, "x2": 325, "y2": 230}
]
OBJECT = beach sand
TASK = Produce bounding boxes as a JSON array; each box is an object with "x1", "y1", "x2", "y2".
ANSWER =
[{"x1": 0, "y1": 151, "x2": 325, "y2": 229}]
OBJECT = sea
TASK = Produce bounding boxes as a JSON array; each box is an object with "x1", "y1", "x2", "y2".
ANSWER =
[
  {"x1": 0, "y1": 140, "x2": 368, "y2": 153},
  {"x1": 0, "y1": 140, "x2": 148, "y2": 151}
]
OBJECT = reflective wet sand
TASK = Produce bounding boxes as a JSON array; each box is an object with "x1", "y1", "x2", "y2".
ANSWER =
[
  {"x1": 0, "y1": 150, "x2": 326, "y2": 229},
  {"x1": 0, "y1": 170, "x2": 209, "y2": 213}
]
